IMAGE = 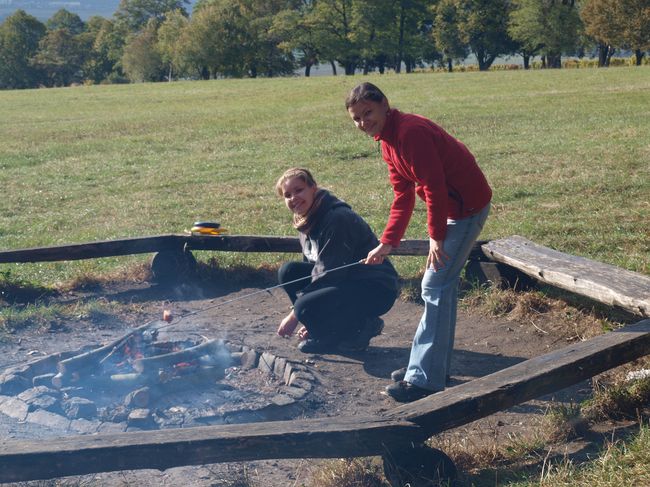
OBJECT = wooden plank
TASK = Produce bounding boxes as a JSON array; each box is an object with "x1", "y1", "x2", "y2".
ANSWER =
[
  {"x1": 0, "y1": 235, "x2": 479, "y2": 263},
  {"x1": 1, "y1": 320, "x2": 648, "y2": 482},
  {"x1": 186, "y1": 235, "x2": 301, "y2": 253},
  {"x1": 0, "y1": 416, "x2": 424, "y2": 483},
  {"x1": 482, "y1": 236, "x2": 650, "y2": 317},
  {"x1": 0, "y1": 235, "x2": 186, "y2": 263},
  {"x1": 187, "y1": 235, "x2": 445, "y2": 256},
  {"x1": 386, "y1": 319, "x2": 650, "y2": 432}
]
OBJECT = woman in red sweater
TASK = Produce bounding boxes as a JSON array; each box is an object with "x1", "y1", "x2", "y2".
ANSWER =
[{"x1": 346, "y1": 82, "x2": 492, "y2": 402}]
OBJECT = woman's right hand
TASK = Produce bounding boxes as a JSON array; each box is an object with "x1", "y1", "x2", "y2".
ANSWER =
[
  {"x1": 365, "y1": 242, "x2": 393, "y2": 265},
  {"x1": 277, "y1": 310, "x2": 299, "y2": 337}
]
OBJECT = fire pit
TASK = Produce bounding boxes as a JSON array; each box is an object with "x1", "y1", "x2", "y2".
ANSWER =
[{"x1": 0, "y1": 322, "x2": 316, "y2": 435}]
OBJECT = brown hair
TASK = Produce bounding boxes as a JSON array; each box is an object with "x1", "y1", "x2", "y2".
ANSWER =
[
  {"x1": 275, "y1": 167, "x2": 317, "y2": 197},
  {"x1": 345, "y1": 82, "x2": 388, "y2": 109}
]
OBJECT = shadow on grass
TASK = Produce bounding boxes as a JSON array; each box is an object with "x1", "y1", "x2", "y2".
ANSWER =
[{"x1": 0, "y1": 273, "x2": 57, "y2": 305}]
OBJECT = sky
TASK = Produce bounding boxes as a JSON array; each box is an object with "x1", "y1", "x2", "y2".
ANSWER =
[{"x1": 0, "y1": 0, "x2": 196, "y2": 22}]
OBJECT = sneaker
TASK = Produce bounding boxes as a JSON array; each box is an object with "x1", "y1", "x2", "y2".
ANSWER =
[
  {"x1": 385, "y1": 381, "x2": 437, "y2": 403},
  {"x1": 338, "y1": 317, "x2": 385, "y2": 352},
  {"x1": 297, "y1": 338, "x2": 336, "y2": 354}
]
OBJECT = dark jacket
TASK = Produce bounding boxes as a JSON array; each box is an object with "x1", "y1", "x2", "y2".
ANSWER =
[{"x1": 298, "y1": 191, "x2": 399, "y2": 295}]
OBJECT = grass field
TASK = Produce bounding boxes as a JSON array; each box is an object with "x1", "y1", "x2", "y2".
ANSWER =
[{"x1": 0, "y1": 67, "x2": 648, "y2": 286}]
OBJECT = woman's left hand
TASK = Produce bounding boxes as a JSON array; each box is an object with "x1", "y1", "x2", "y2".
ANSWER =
[
  {"x1": 365, "y1": 242, "x2": 393, "y2": 265},
  {"x1": 427, "y1": 238, "x2": 449, "y2": 271}
]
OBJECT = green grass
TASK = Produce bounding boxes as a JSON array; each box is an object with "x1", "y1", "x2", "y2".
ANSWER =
[
  {"x1": 507, "y1": 422, "x2": 650, "y2": 487},
  {"x1": 0, "y1": 68, "x2": 648, "y2": 285}
]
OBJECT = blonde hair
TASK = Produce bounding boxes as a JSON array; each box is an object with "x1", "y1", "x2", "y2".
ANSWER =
[{"x1": 275, "y1": 168, "x2": 317, "y2": 197}]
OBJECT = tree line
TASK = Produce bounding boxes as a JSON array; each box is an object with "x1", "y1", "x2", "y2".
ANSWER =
[{"x1": 0, "y1": 0, "x2": 648, "y2": 89}]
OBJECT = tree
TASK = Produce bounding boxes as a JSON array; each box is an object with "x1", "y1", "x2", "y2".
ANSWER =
[
  {"x1": 582, "y1": 0, "x2": 650, "y2": 66},
  {"x1": 346, "y1": 0, "x2": 395, "y2": 74},
  {"x1": 392, "y1": 0, "x2": 432, "y2": 73},
  {"x1": 0, "y1": 10, "x2": 46, "y2": 89},
  {"x1": 238, "y1": 0, "x2": 297, "y2": 78},
  {"x1": 87, "y1": 18, "x2": 128, "y2": 83},
  {"x1": 46, "y1": 9, "x2": 85, "y2": 35},
  {"x1": 32, "y1": 28, "x2": 86, "y2": 86},
  {"x1": 509, "y1": 0, "x2": 583, "y2": 68},
  {"x1": 432, "y1": 0, "x2": 468, "y2": 72},
  {"x1": 185, "y1": 0, "x2": 295, "y2": 79},
  {"x1": 458, "y1": 0, "x2": 515, "y2": 70},
  {"x1": 182, "y1": 0, "x2": 251, "y2": 78},
  {"x1": 310, "y1": 0, "x2": 361, "y2": 75},
  {"x1": 121, "y1": 20, "x2": 164, "y2": 82},
  {"x1": 271, "y1": 2, "x2": 321, "y2": 76},
  {"x1": 156, "y1": 9, "x2": 189, "y2": 80},
  {"x1": 619, "y1": 0, "x2": 650, "y2": 65},
  {"x1": 115, "y1": 0, "x2": 189, "y2": 32}
]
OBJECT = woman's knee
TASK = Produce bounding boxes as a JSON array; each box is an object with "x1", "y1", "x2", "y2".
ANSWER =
[{"x1": 278, "y1": 261, "x2": 307, "y2": 284}]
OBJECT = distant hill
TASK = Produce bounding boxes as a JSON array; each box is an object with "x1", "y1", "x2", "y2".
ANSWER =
[{"x1": 0, "y1": 0, "x2": 195, "y2": 22}]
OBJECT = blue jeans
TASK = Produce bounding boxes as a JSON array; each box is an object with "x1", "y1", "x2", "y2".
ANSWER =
[{"x1": 404, "y1": 204, "x2": 490, "y2": 391}]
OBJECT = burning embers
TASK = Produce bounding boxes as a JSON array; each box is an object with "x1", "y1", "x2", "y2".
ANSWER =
[
  {"x1": 0, "y1": 322, "x2": 315, "y2": 434},
  {"x1": 53, "y1": 322, "x2": 229, "y2": 392}
]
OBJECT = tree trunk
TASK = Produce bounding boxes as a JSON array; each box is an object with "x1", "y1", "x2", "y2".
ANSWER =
[
  {"x1": 344, "y1": 62, "x2": 355, "y2": 75},
  {"x1": 597, "y1": 44, "x2": 612, "y2": 67},
  {"x1": 304, "y1": 62, "x2": 312, "y2": 77},
  {"x1": 547, "y1": 53, "x2": 562, "y2": 68},
  {"x1": 635, "y1": 49, "x2": 644, "y2": 66},
  {"x1": 447, "y1": 58, "x2": 453, "y2": 73},
  {"x1": 478, "y1": 53, "x2": 497, "y2": 71},
  {"x1": 396, "y1": 5, "x2": 406, "y2": 73},
  {"x1": 523, "y1": 54, "x2": 530, "y2": 69},
  {"x1": 330, "y1": 60, "x2": 337, "y2": 76},
  {"x1": 377, "y1": 55, "x2": 386, "y2": 74}
]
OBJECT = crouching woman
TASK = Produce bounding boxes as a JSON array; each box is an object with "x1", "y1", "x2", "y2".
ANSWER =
[{"x1": 276, "y1": 168, "x2": 398, "y2": 353}]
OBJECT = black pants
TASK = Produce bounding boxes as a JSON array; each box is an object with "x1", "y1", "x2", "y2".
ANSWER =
[{"x1": 278, "y1": 261, "x2": 397, "y2": 343}]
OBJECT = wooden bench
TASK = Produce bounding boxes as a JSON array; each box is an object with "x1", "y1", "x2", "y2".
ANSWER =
[{"x1": 482, "y1": 236, "x2": 650, "y2": 318}]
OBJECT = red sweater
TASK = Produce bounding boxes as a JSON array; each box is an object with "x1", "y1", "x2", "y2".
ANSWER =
[{"x1": 376, "y1": 109, "x2": 492, "y2": 245}]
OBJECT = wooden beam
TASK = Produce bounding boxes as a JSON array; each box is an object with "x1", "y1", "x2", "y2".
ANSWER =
[
  {"x1": 0, "y1": 235, "x2": 480, "y2": 263},
  {"x1": 0, "y1": 416, "x2": 424, "y2": 483},
  {"x1": 386, "y1": 319, "x2": 650, "y2": 432},
  {"x1": 0, "y1": 235, "x2": 186, "y2": 263},
  {"x1": 186, "y1": 235, "x2": 465, "y2": 257},
  {"x1": 481, "y1": 236, "x2": 650, "y2": 317},
  {"x1": 0, "y1": 319, "x2": 648, "y2": 483}
]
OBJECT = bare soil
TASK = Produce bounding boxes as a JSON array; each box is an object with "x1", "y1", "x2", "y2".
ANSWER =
[{"x1": 0, "y1": 275, "x2": 638, "y2": 486}]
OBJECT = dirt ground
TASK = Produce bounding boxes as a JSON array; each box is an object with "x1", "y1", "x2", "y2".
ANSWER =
[{"x1": 0, "y1": 274, "x2": 630, "y2": 486}]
